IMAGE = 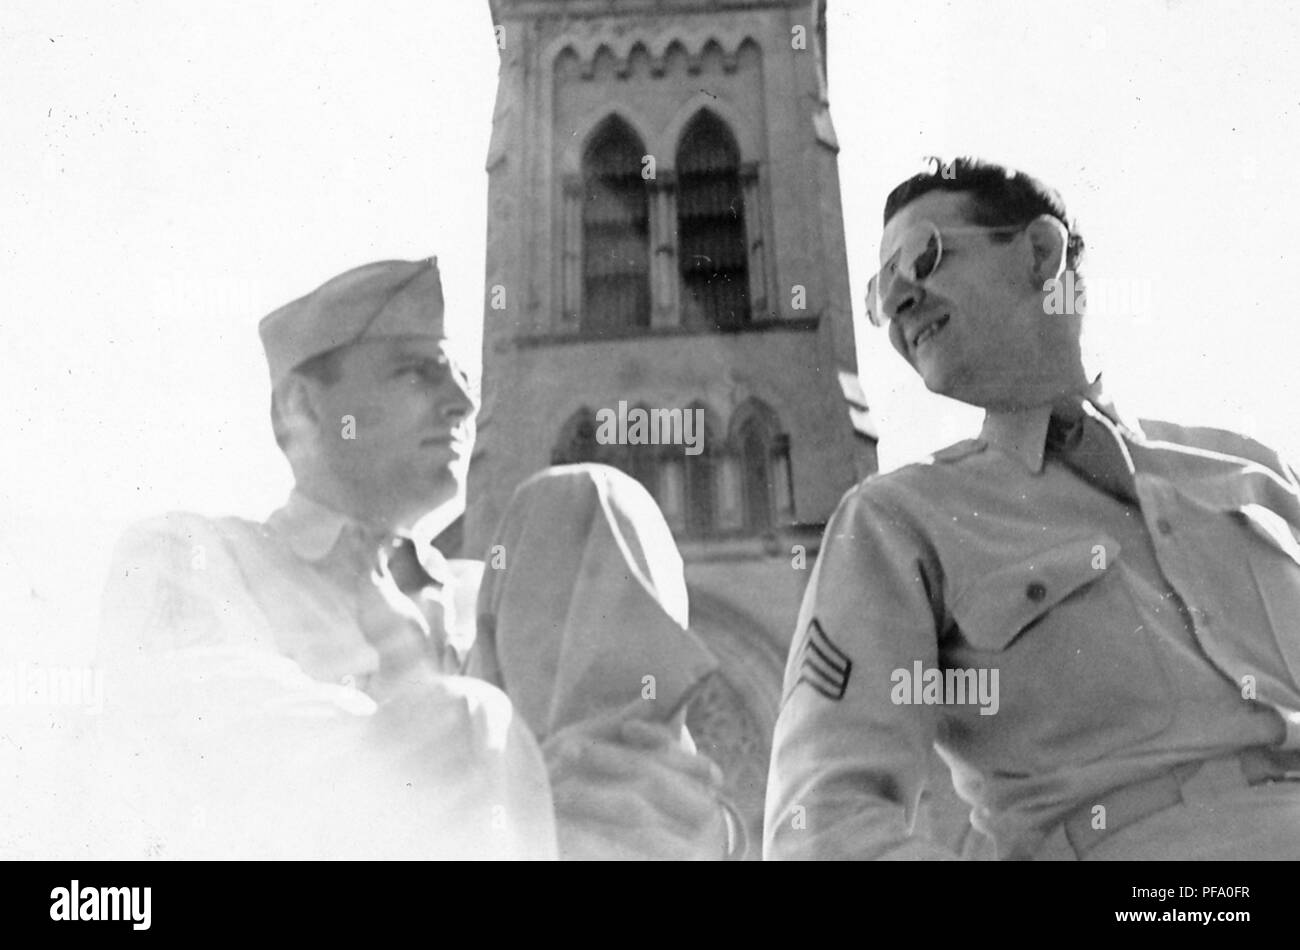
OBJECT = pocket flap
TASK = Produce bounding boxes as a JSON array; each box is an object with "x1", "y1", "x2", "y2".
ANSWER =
[{"x1": 951, "y1": 535, "x2": 1120, "y2": 650}]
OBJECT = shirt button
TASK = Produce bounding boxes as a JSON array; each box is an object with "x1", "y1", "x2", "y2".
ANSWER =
[
  {"x1": 1026, "y1": 582, "x2": 1047, "y2": 602},
  {"x1": 1156, "y1": 518, "x2": 1174, "y2": 536}
]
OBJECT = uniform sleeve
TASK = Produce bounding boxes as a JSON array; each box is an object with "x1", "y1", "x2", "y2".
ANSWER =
[
  {"x1": 321, "y1": 675, "x2": 557, "y2": 860},
  {"x1": 764, "y1": 483, "x2": 959, "y2": 860},
  {"x1": 99, "y1": 513, "x2": 272, "y2": 659},
  {"x1": 93, "y1": 516, "x2": 558, "y2": 859},
  {"x1": 94, "y1": 516, "x2": 381, "y2": 855},
  {"x1": 98, "y1": 513, "x2": 397, "y2": 731}
]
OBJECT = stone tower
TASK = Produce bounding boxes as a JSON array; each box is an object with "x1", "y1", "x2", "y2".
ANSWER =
[{"x1": 469, "y1": 0, "x2": 877, "y2": 849}]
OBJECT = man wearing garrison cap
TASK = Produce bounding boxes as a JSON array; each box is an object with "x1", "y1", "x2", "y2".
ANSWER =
[{"x1": 99, "y1": 257, "x2": 729, "y2": 860}]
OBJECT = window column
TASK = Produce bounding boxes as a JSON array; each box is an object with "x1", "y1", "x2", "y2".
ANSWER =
[
  {"x1": 740, "y1": 161, "x2": 768, "y2": 320},
  {"x1": 649, "y1": 171, "x2": 681, "y2": 329},
  {"x1": 561, "y1": 174, "x2": 584, "y2": 326}
]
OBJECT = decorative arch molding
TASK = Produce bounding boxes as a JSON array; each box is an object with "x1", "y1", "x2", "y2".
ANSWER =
[
  {"x1": 559, "y1": 100, "x2": 759, "y2": 180},
  {"x1": 685, "y1": 589, "x2": 786, "y2": 853},
  {"x1": 559, "y1": 99, "x2": 761, "y2": 180},
  {"x1": 555, "y1": 406, "x2": 595, "y2": 438},
  {"x1": 553, "y1": 44, "x2": 582, "y2": 79},
  {"x1": 659, "y1": 96, "x2": 761, "y2": 175},
  {"x1": 724, "y1": 396, "x2": 793, "y2": 529},
  {"x1": 549, "y1": 32, "x2": 761, "y2": 80},
  {"x1": 684, "y1": 397, "x2": 725, "y2": 444},
  {"x1": 559, "y1": 106, "x2": 656, "y2": 178},
  {"x1": 726, "y1": 396, "x2": 785, "y2": 445},
  {"x1": 688, "y1": 589, "x2": 785, "y2": 729},
  {"x1": 721, "y1": 385, "x2": 793, "y2": 435},
  {"x1": 551, "y1": 407, "x2": 599, "y2": 466}
]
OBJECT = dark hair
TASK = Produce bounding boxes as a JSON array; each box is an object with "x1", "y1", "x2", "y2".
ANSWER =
[
  {"x1": 270, "y1": 346, "x2": 344, "y2": 452},
  {"x1": 883, "y1": 156, "x2": 1085, "y2": 275}
]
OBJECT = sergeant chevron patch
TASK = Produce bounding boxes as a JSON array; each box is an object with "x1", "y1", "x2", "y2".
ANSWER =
[{"x1": 797, "y1": 618, "x2": 853, "y2": 700}]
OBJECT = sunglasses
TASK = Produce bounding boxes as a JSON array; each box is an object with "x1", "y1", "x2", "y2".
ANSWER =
[{"x1": 866, "y1": 221, "x2": 1026, "y2": 326}]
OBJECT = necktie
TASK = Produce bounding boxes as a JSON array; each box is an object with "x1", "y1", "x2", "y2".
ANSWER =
[
  {"x1": 353, "y1": 536, "x2": 449, "y2": 694},
  {"x1": 385, "y1": 537, "x2": 441, "y2": 597},
  {"x1": 1046, "y1": 398, "x2": 1140, "y2": 506},
  {"x1": 388, "y1": 537, "x2": 456, "y2": 665}
]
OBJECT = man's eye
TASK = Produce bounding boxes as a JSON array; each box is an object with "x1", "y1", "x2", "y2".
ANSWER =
[{"x1": 398, "y1": 361, "x2": 454, "y2": 384}]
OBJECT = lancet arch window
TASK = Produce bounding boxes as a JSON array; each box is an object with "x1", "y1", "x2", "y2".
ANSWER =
[
  {"x1": 580, "y1": 117, "x2": 652, "y2": 334},
  {"x1": 676, "y1": 111, "x2": 750, "y2": 331}
]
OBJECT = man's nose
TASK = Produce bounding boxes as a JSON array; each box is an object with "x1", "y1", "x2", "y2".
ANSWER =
[
  {"x1": 435, "y1": 371, "x2": 478, "y2": 424},
  {"x1": 882, "y1": 274, "x2": 925, "y2": 323}
]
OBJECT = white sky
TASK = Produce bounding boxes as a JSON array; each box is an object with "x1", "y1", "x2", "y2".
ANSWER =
[{"x1": 4, "y1": 0, "x2": 1300, "y2": 651}]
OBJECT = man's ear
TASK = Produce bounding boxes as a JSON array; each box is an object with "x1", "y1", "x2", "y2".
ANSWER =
[
  {"x1": 277, "y1": 374, "x2": 324, "y2": 445},
  {"x1": 1025, "y1": 214, "x2": 1069, "y2": 287}
]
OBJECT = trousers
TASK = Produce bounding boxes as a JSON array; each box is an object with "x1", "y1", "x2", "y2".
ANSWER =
[{"x1": 1033, "y1": 754, "x2": 1300, "y2": 859}]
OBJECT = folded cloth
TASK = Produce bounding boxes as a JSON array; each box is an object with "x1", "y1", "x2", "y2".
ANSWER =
[{"x1": 471, "y1": 464, "x2": 719, "y2": 739}]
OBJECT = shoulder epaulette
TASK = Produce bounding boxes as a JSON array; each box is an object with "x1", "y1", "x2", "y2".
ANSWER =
[{"x1": 931, "y1": 439, "x2": 987, "y2": 464}]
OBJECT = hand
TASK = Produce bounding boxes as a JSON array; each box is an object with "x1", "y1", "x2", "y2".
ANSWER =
[{"x1": 542, "y1": 702, "x2": 728, "y2": 860}]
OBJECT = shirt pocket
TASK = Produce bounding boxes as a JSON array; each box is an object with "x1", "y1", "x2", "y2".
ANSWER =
[
  {"x1": 952, "y1": 535, "x2": 1120, "y2": 651},
  {"x1": 944, "y1": 534, "x2": 1174, "y2": 774}
]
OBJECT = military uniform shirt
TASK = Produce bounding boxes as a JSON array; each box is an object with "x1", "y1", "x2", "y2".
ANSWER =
[
  {"x1": 764, "y1": 395, "x2": 1300, "y2": 860},
  {"x1": 98, "y1": 489, "x2": 555, "y2": 859}
]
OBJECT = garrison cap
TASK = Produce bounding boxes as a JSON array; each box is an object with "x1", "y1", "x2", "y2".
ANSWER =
[{"x1": 258, "y1": 258, "x2": 446, "y2": 388}]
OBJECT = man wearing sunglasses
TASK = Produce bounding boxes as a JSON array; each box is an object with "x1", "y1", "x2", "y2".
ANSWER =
[{"x1": 765, "y1": 157, "x2": 1300, "y2": 859}]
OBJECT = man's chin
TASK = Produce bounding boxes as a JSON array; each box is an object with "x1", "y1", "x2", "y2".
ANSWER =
[
  {"x1": 918, "y1": 362, "x2": 957, "y2": 399},
  {"x1": 423, "y1": 469, "x2": 466, "y2": 509},
  {"x1": 393, "y1": 481, "x2": 464, "y2": 536},
  {"x1": 390, "y1": 461, "x2": 462, "y2": 509},
  {"x1": 919, "y1": 365, "x2": 988, "y2": 408}
]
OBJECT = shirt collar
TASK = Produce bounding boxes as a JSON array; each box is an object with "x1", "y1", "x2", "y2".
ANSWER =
[
  {"x1": 410, "y1": 522, "x2": 453, "y2": 587},
  {"x1": 977, "y1": 375, "x2": 1145, "y2": 474},
  {"x1": 267, "y1": 488, "x2": 361, "y2": 563},
  {"x1": 267, "y1": 488, "x2": 452, "y2": 585}
]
